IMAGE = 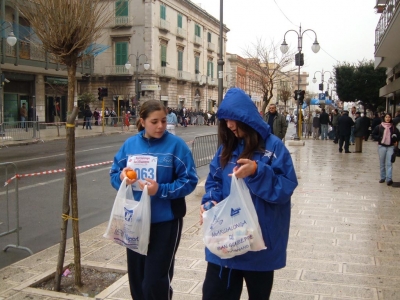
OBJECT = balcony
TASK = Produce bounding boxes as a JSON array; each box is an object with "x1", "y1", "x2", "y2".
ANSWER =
[
  {"x1": 207, "y1": 42, "x2": 215, "y2": 52},
  {"x1": 177, "y1": 70, "x2": 191, "y2": 81},
  {"x1": 105, "y1": 65, "x2": 132, "y2": 76},
  {"x1": 158, "y1": 66, "x2": 175, "y2": 78},
  {"x1": 374, "y1": 0, "x2": 400, "y2": 68},
  {"x1": 177, "y1": 27, "x2": 186, "y2": 39},
  {"x1": 193, "y1": 35, "x2": 202, "y2": 46},
  {"x1": 207, "y1": 76, "x2": 216, "y2": 86},
  {"x1": 112, "y1": 16, "x2": 134, "y2": 28},
  {"x1": 159, "y1": 19, "x2": 170, "y2": 32}
]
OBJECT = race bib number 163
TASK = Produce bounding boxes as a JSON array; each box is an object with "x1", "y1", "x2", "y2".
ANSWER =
[{"x1": 127, "y1": 155, "x2": 158, "y2": 191}]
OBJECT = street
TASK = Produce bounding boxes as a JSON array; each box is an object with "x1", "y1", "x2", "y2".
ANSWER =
[{"x1": 0, "y1": 125, "x2": 217, "y2": 269}]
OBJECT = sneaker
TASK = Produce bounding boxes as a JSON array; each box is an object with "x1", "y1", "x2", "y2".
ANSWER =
[
  {"x1": 379, "y1": 179, "x2": 385, "y2": 183},
  {"x1": 387, "y1": 180, "x2": 393, "y2": 186}
]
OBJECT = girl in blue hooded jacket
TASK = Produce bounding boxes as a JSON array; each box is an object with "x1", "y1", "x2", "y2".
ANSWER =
[
  {"x1": 200, "y1": 88, "x2": 298, "y2": 299},
  {"x1": 110, "y1": 100, "x2": 198, "y2": 300}
]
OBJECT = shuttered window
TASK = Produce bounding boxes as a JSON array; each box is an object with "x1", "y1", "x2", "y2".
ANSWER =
[
  {"x1": 115, "y1": 42, "x2": 128, "y2": 65},
  {"x1": 160, "y1": 4, "x2": 166, "y2": 20},
  {"x1": 195, "y1": 24, "x2": 201, "y2": 37},
  {"x1": 195, "y1": 55, "x2": 200, "y2": 74},
  {"x1": 178, "y1": 50, "x2": 183, "y2": 71},
  {"x1": 161, "y1": 44, "x2": 167, "y2": 67},
  {"x1": 116, "y1": 0, "x2": 128, "y2": 17},
  {"x1": 177, "y1": 14, "x2": 182, "y2": 28}
]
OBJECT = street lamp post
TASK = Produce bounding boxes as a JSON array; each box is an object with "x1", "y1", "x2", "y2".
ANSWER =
[
  {"x1": 280, "y1": 25, "x2": 320, "y2": 140},
  {"x1": 312, "y1": 70, "x2": 333, "y2": 111},
  {"x1": 217, "y1": 0, "x2": 224, "y2": 110},
  {"x1": 125, "y1": 51, "x2": 150, "y2": 115},
  {"x1": 0, "y1": 22, "x2": 18, "y2": 136}
]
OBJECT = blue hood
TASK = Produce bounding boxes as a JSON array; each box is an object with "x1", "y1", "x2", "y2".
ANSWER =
[{"x1": 217, "y1": 88, "x2": 271, "y2": 139}]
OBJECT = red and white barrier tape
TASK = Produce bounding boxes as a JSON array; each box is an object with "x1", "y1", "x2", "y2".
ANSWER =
[{"x1": 4, "y1": 160, "x2": 113, "y2": 187}]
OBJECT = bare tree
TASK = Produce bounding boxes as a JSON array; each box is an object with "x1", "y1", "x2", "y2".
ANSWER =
[
  {"x1": 16, "y1": 0, "x2": 114, "y2": 290},
  {"x1": 278, "y1": 84, "x2": 292, "y2": 113},
  {"x1": 243, "y1": 38, "x2": 295, "y2": 113}
]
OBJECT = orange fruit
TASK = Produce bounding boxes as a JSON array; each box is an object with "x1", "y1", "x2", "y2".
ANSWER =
[{"x1": 126, "y1": 170, "x2": 137, "y2": 180}]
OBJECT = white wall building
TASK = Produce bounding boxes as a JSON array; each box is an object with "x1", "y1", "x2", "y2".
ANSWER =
[{"x1": 79, "y1": 0, "x2": 229, "y2": 114}]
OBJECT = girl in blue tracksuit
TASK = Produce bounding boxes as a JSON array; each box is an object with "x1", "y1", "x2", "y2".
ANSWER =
[
  {"x1": 200, "y1": 88, "x2": 298, "y2": 299},
  {"x1": 110, "y1": 100, "x2": 198, "y2": 300}
]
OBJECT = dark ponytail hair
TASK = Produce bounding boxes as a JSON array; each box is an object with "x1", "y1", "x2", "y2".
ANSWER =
[{"x1": 136, "y1": 100, "x2": 167, "y2": 131}]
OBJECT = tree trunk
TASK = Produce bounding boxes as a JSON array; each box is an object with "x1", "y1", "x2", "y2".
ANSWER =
[{"x1": 54, "y1": 63, "x2": 81, "y2": 290}]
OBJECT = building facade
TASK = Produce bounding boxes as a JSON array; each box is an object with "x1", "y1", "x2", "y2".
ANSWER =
[
  {"x1": 374, "y1": 0, "x2": 400, "y2": 114},
  {"x1": 0, "y1": 0, "x2": 92, "y2": 125},
  {"x1": 79, "y1": 0, "x2": 229, "y2": 116}
]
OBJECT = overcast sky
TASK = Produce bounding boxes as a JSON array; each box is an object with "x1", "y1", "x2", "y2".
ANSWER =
[{"x1": 197, "y1": 0, "x2": 380, "y2": 92}]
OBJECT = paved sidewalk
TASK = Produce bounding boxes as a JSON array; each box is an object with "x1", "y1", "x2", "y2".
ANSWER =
[
  {"x1": 1, "y1": 136, "x2": 400, "y2": 299},
  {"x1": 0, "y1": 123, "x2": 131, "y2": 148}
]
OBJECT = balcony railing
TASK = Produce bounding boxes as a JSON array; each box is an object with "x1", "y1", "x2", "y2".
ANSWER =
[
  {"x1": 113, "y1": 16, "x2": 133, "y2": 27},
  {"x1": 194, "y1": 35, "x2": 202, "y2": 46},
  {"x1": 177, "y1": 27, "x2": 186, "y2": 39},
  {"x1": 159, "y1": 19, "x2": 170, "y2": 32},
  {"x1": 207, "y1": 42, "x2": 215, "y2": 52},
  {"x1": 106, "y1": 65, "x2": 132, "y2": 75},
  {"x1": 375, "y1": 0, "x2": 400, "y2": 50},
  {"x1": 159, "y1": 66, "x2": 175, "y2": 78},
  {"x1": 177, "y1": 70, "x2": 191, "y2": 81}
]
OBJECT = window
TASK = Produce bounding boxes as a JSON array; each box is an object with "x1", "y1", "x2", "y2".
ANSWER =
[
  {"x1": 177, "y1": 14, "x2": 182, "y2": 28},
  {"x1": 178, "y1": 50, "x2": 183, "y2": 71},
  {"x1": 207, "y1": 32, "x2": 211, "y2": 43},
  {"x1": 161, "y1": 44, "x2": 167, "y2": 67},
  {"x1": 160, "y1": 4, "x2": 166, "y2": 20},
  {"x1": 207, "y1": 60, "x2": 214, "y2": 79},
  {"x1": 195, "y1": 24, "x2": 201, "y2": 37},
  {"x1": 116, "y1": 0, "x2": 128, "y2": 17},
  {"x1": 115, "y1": 42, "x2": 128, "y2": 65},
  {"x1": 195, "y1": 55, "x2": 200, "y2": 74}
]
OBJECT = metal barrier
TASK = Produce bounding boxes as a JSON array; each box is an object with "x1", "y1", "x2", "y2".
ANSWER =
[
  {"x1": 192, "y1": 134, "x2": 219, "y2": 168},
  {"x1": 0, "y1": 162, "x2": 33, "y2": 255},
  {"x1": 0, "y1": 121, "x2": 41, "y2": 146}
]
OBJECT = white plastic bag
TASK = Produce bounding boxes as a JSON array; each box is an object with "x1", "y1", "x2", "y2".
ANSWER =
[
  {"x1": 202, "y1": 174, "x2": 266, "y2": 259},
  {"x1": 103, "y1": 178, "x2": 151, "y2": 255}
]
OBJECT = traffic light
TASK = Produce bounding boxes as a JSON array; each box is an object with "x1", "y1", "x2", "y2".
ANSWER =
[
  {"x1": 295, "y1": 53, "x2": 304, "y2": 66},
  {"x1": 102, "y1": 87, "x2": 108, "y2": 97},
  {"x1": 98, "y1": 87, "x2": 102, "y2": 101},
  {"x1": 318, "y1": 83, "x2": 323, "y2": 91},
  {"x1": 293, "y1": 90, "x2": 298, "y2": 100},
  {"x1": 298, "y1": 90, "x2": 305, "y2": 105}
]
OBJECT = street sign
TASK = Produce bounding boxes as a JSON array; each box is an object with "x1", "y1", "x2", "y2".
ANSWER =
[
  {"x1": 141, "y1": 84, "x2": 161, "y2": 91},
  {"x1": 319, "y1": 93, "x2": 326, "y2": 100}
]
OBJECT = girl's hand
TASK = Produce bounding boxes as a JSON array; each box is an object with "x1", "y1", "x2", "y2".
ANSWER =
[
  {"x1": 199, "y1": 201, "x2": 217, "y2": 225},
  {"x1": 120, "y1": 168, "x2": 138, "y2": 186},
  {"x1": 138, "y1": 178, "x2": 158, "y2": 196},
  {"x1": 229, "y1": 158, "x2": 257, "y2": 178}
]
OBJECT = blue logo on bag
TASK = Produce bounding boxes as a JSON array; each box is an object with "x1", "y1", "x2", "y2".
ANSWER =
[
  {"x1": 124, "y1": 207, "x2": 133, "y2": 222},
  {"x1": 230, "y1": 207, "x2": 241, "y2": 217}
]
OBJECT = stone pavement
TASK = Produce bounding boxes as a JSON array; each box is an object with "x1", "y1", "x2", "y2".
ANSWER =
[
  {"x1": 1, "y1": 132, "x2": 400, "y2": 299},
  {"x1": 0, "y1": 122, "x2": 130, "y2": 148}
]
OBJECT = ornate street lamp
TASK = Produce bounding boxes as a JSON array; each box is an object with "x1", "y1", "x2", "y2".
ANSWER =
[{"x1": 280, "y1": 25, "x2": 320, "y2": 140}]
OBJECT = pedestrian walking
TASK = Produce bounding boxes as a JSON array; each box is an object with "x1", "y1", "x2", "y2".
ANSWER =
[
  {"x1": 372, "y1": 113, "x2": 399, "y2": 186},
  {"x1": 312, "y1": 111, "x2": 321, "y2": 140},
  {"x1": 319, "y1": 108, "x2": 330, "y2": 140},
  {"x1": 109, "y1": 100, "x2": 198, "y2": 300},
  {"x1": 331, "y1": 109, "x2": 340, "y2": 143},
  {"x1": 263, "y1": 103, "x2": 288, "y2": 140},
  {"x1": 84, "y1": 105, "x2": 92, "y2": 130},
  {"x1": 166, "y1": 107, "x2": 178, "y2": 135},
  {"x1": 338, "y1": 110, "x2": 354, "y2": 153},
  {"x1": 200, "y1": 88, "x2": 298, "y2": 300}
]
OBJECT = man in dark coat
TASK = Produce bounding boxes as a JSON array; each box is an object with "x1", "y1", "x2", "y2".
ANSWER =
[
  {"x1": 353, "y1": 112, "x2": 370, "y2": 153},
  {"x1": 337, "y1": 110, "x2": 355, "y2": 153},
  {"x1": 319, "y1": 108, "x2": 330, "y2": 140}
]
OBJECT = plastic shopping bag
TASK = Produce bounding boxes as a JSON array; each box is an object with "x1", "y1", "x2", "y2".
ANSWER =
[
  {"x1": 103, "y1": 178, "x2": 151, "y2": 255},
  {"x1": 202, "y1": 174, "x2": 266, "y2": 259}
]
